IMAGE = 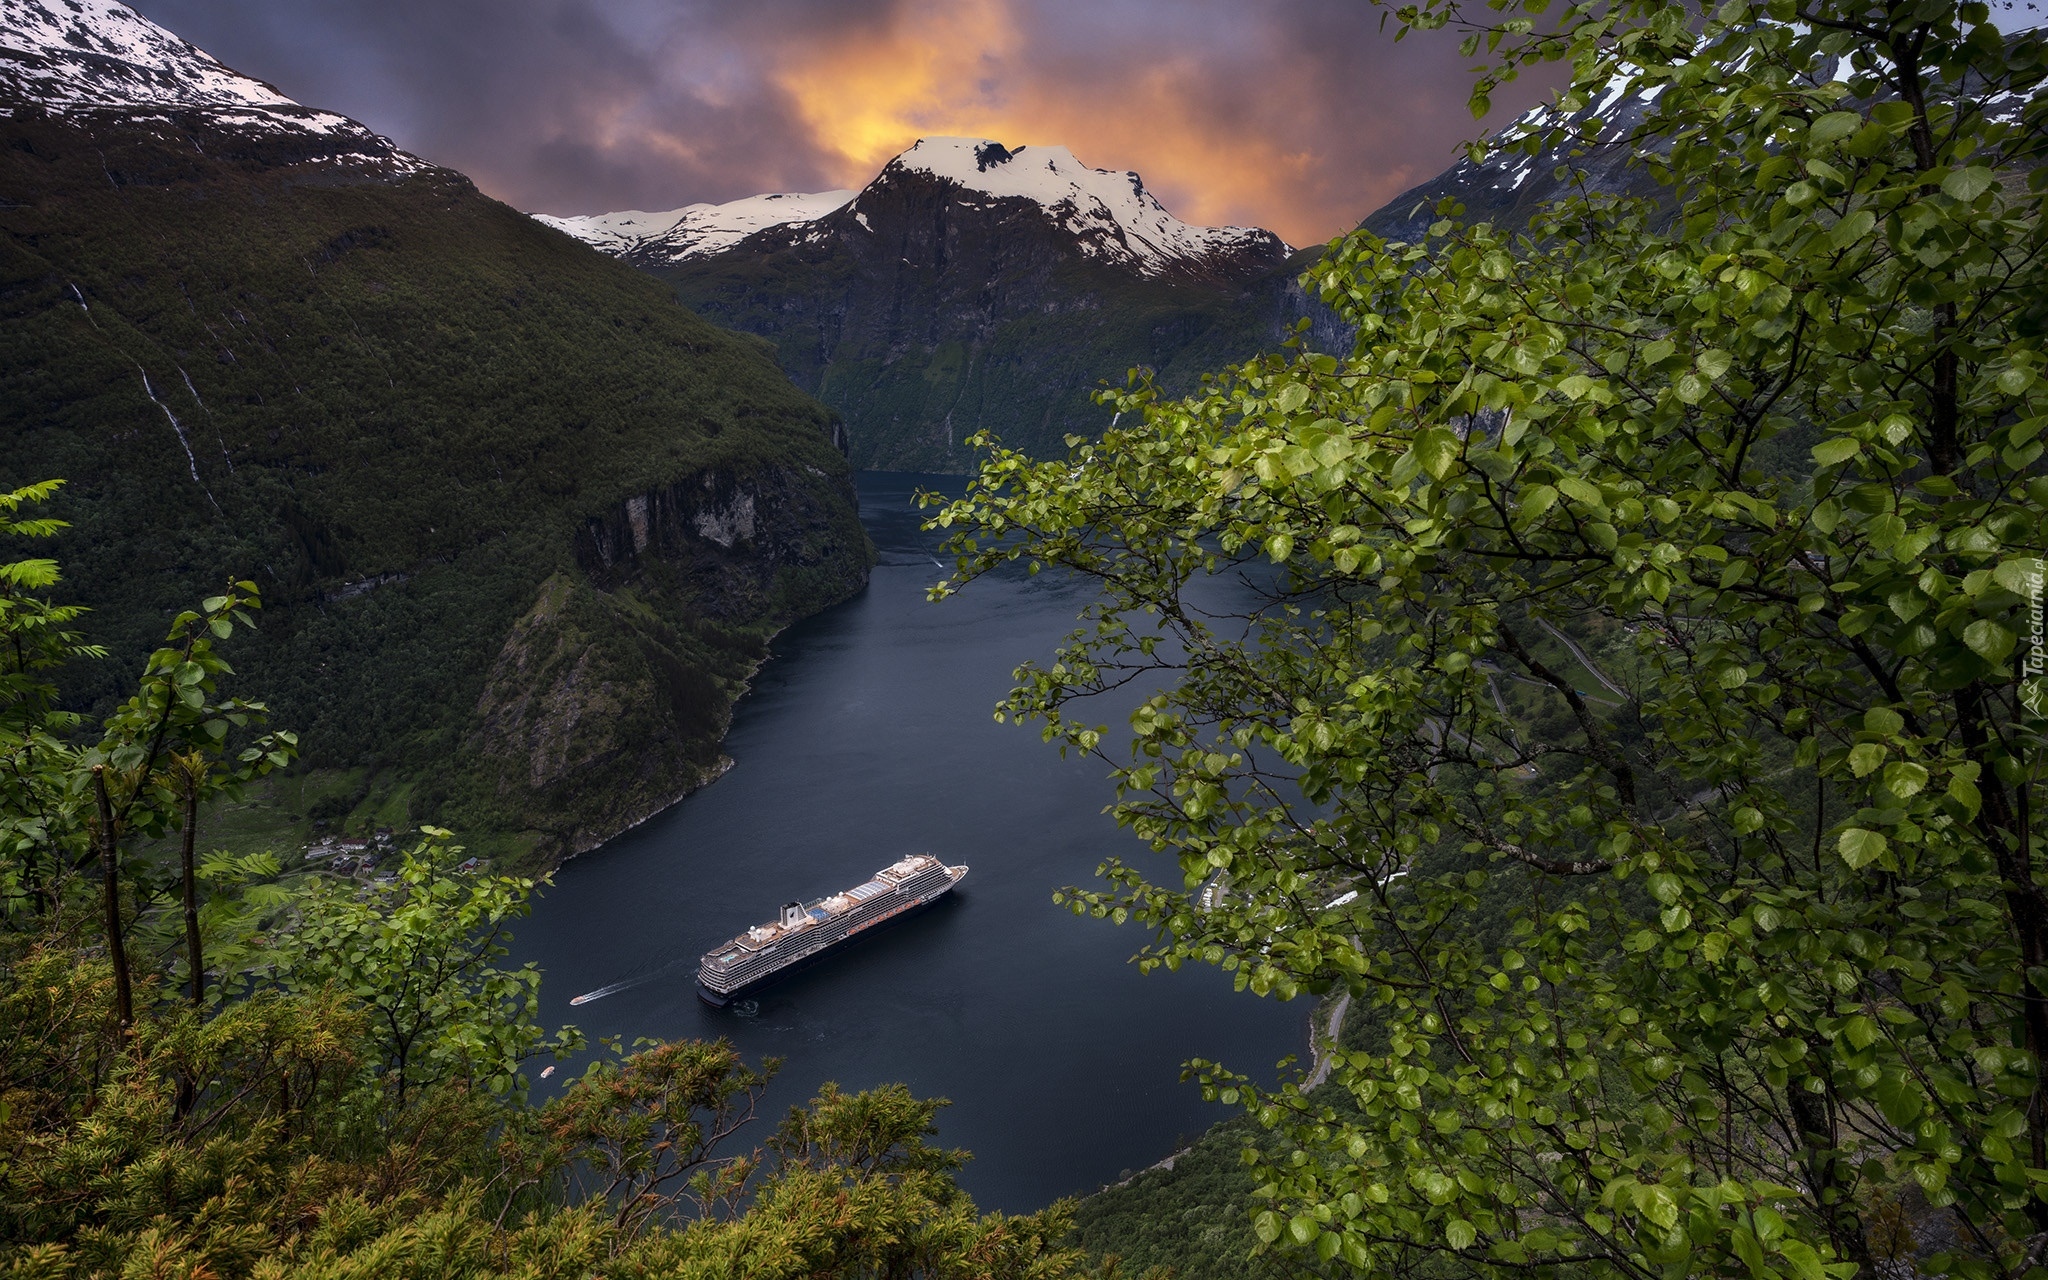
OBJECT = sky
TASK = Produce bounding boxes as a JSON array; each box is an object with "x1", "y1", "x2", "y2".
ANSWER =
[{"x1": 128, "y1": 0, "x2": 1560, "y2": 247}]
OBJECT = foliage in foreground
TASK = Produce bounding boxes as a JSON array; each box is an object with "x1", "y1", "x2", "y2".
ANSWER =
[
  {"x1": 937, "y1": 2, "x2": 2048, "y2": 1278},
  {"x1": 0, "y1": 493, "x2": 1080, "y2": 1280},
  {"x1": 0, "y1": 941, "x2": 1082, "y2": 1280}
]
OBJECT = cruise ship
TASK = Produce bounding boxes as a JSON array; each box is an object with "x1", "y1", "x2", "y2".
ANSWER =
[{"x1": 696, "y1": 854, "x2": 968, "y2": 1005}]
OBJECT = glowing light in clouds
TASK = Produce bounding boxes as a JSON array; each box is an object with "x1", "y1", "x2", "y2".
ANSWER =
[{"x1": 128, "y1": 0, "x2": 1557, "y2": 246}]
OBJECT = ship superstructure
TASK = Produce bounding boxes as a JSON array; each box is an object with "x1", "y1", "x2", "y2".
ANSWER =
[{"x1": 697, "y1": 854, "x2": 967, "y2": 1004}]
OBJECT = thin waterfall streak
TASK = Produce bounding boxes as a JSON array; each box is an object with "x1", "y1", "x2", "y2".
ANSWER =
[
  {"x1": 137, "y1": 367, "x2": 222, "y2": 515},
  {"x1": 178, "y1": 364, "x2": 235, "y2": 472}
]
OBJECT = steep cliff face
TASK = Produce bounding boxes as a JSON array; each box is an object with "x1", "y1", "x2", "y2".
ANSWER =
[
  {"x1": 0, "y1": 0, "x2": 871, "y2": 865},
  {"x1": 462, "y1": 461, "x2": 866, "y2": 856},
  {"x1": 541, "y1": 138, "x2": 1304, "y2": 471}
]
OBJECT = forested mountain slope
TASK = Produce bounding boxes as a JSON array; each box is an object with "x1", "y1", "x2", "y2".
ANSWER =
[{"x1": 0, "y1": 0, "x2": 871, "y2": 866}]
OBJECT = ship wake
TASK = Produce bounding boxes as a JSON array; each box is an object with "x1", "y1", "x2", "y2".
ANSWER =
[{"x1": 567, "y1": 959, "x2": 689, "y2": 1007}]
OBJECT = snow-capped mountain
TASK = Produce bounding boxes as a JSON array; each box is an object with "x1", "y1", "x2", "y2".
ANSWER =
[
  {"x1": 534, "y1": 190, "x2": 857, "y2": 260},
  {"x1": 537, "y1": 136, "x2": 1289, "y2": 280},
  {"x1": 1363, "y1": 20, "x2": 2040, "y2": 244},
  {"x1": 874, "y1": 137, "x2": 1290, "y2": 275},
  {"x1": 0, "y1": 0, "x2": 427, "y2": 173},
  {"x1": 554, "y1": 137, "x2": 1303, "y2": 471}
]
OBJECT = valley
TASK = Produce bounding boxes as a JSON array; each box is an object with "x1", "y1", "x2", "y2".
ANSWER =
[{"x1": 2, "y1": 4, "x2": 2035, "y2": 1280}]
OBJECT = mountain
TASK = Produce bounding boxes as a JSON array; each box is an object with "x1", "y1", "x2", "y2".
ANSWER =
[
  {"x1": 0, "y1": 0, "x2": 871, "y2": 867},
  {"x1": 1361, "y1": 23, "x2": 2043, "y2": 244},
  {"x1": 534, "y1": 190, "x2": 858, "y2": 261},
  {"x1": 537, "y1": 138, "x2": 1311, "y2": 470},
  {"x1": 1358, "y1": 75, "x2": 1670, "y2": 244},
  {"x1": 0, "y1": 0, "x2": 427, "y2": 172}
]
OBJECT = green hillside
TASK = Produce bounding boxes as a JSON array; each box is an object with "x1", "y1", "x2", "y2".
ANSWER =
[{"x1": 0, "y1": 110, "x2": 871, "y2": 867}]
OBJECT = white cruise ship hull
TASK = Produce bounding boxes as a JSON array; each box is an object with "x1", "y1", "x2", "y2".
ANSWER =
[{"x1": 696, "y1": 856, "x2": 968, "y2": 1005}]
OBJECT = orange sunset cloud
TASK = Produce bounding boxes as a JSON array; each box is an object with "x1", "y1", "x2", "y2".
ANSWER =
[
  {"x1": 130, "y1": 0, "x2": 1557, "y2": 244},
  {"x1": 760, "y1": 0, "x2": 1512, "y2": 247}
]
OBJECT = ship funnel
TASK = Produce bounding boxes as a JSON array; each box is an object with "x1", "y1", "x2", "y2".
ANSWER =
[{"x1": 780, "y1": 901, "x2": 806, "y2": 928}]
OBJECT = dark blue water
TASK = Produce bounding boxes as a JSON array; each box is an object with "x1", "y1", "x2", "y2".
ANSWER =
[{"x1": 509, "y1": 472, "x2": 1304, "y2": 1213}]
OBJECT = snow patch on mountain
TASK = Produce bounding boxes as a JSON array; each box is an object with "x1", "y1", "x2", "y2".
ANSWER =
[
  {"x1": 0, "y1": 0, "x2": 427, "y2": 171},
  {"x1": 534, "y1": 189, "x2": 855, "y2": 261},
  {"x1": 887, "y1": 137, "x2": 1290, "y2": 272},
  {"x1": 538, "y1": 137, "x2": 1289, "y2": 277}
]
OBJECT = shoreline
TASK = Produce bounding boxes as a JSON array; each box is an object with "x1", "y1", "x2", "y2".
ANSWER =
[{"x1": 1096, "y1": 988, "x2": 1353, "y2": 1196}]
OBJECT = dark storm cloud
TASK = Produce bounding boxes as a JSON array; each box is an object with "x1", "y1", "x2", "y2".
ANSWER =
[{"x1": 126, "y1": 0, "x2": 1556, "y2": 243}]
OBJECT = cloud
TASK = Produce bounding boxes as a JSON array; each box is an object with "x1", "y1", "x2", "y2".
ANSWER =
[{"x1": 129, "y1": 0, "x2": 1556, "y2": 244}]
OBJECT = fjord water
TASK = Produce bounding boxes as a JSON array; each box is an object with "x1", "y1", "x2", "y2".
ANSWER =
[{"x1": 509, "y1": 473, "x2": 1305, "y2": 1213}]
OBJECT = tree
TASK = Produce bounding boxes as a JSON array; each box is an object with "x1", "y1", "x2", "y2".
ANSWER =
[
  {"x1": 932, "y1": 3, "x2": 2047, "y2": 1278},
  {"x1": 0, "y1": 482, "x2": 289, "y2": 1023},
  {"x1": 0, "y1": 480, "x2": 101, "y2": 923},
  {"x1": 268, "y1": 829, "x2": 581, "y2": 1104},
  {"x1": 82, "y1": 580, "x2": 294, "y2": 1027},
  {"x1": 498, "y1": 1037, "x2": 776, "y2": 1237}
]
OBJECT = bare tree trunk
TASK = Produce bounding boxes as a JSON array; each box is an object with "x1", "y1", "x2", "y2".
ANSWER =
[
  {"x1": 92, "y1": 767, "x2": 134, "y2": 1033},
  {"x1": 181, "y1": 779, "x2": 203, "y2": 1007},
  {"x1": 172, "y1": 774, "x2": 205, "y2": 1121},
  {"x1": 1787, "y1": 1083, "x2": 1871, "y2": 1270}
]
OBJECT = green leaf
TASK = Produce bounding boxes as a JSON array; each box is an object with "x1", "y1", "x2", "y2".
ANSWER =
[
  {"x1": 1446, "y1": 1220, "x2": 1477, "y2": 1250},
  {"x1": 1847, "y1": 743, "x2": 1885, "y2": 777},
  {"x1": 1810, "y1": 437, "x2": 1860, "y2": 466},
  {"x1": 1837, "y1": 828, "x2": 1888, "y2": 869},
  {"x1": 1414, "y1": 427, "x2": 1460, "y2": 480},
  {"x1": 1732, "y1": 1225, "x2": 1767, "y2": 1277},
  {"x1": 1558, "y1": 476, "x2": 1603, "y2": 508},
  {"x1": 1808, "y1": 111, "x2": 1861, "y2": 144},
  {"x1": 1963, "y1": 619, "x2": 2015, "y2": 664},
  {"x1": 1948, "y1": 771, "x2": 1984, "y2": 818},
  {"x1": 1872, "y1": 1072, "x2": 1924, "y2": 1127},
  {"x1": 1882, "y1": 761, "x2": 1928, "y2": 799},
  {"x1": 1993, "y1": 558, "x2": 2044, "y2": 596},
  {"x1": 1829, "y1": 208, "x2": 1875, "y2": 250},
  {"x1": 1777, "y1": 1239, "x2": 1830, "y2": 1280},
  {"x1": 1940, "y1": 167, "x2": 1994, "y2": 202},
  {"x1": 1633, "y1": 1183, "x2": 1679, "y2": 1229}
]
